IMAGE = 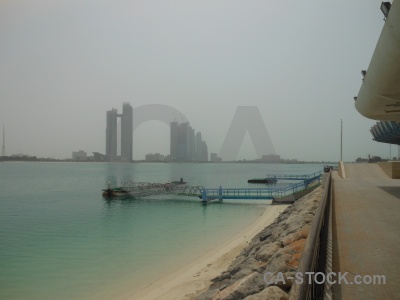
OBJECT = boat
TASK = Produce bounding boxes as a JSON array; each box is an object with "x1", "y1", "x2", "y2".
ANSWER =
[
  {"x1": 102, "y1": 178, "x2": 187, "y2": 198},
  {"x1": 247, "y1": 177, "x2": 277, "y2": 184},
  {"x1": 102, "y1": 186, "x2": 131, "y2": 197}
]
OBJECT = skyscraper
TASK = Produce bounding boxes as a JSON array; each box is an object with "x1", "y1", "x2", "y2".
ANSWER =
[
  {"x1": 187, "y1": 126, "x2": 195, "y2": 161},
  {"x1": 121, "y1": 102, "x2": 133, "y2": 162},
  {"x1": 1, "y1": 125, "x2": 5, "y2": 157},
  {"x1": 177, "y1": 122, "x2": 189, "y2": 161},
  {"x1": 170, "y1": 121, "x2": 178, "y2": 161},
  {"x1": 105, "y1": 109, "x2": 118, "y2": 161},
  {"x1": 105, "y1": 103, "x2": 133, "y2": 162},
  {"x1": 170, "y1": 121, "x2": 208, "y2": 162},
  {"x1": 196, "y1": 132, "x2": 203, "y2": 161}
]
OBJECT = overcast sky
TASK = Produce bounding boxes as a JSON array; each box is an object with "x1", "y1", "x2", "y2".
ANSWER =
[{"x1": 0, "y1": 0, "x2": 394, "y2": 161}]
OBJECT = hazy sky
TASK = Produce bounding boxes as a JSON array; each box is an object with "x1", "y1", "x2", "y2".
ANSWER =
[{"x1": 0, "y1": 0, "x2": 394, "y2": 161}]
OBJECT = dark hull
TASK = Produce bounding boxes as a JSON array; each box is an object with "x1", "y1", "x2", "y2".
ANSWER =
[{"x1": 247, "y1": 178, "x2": 277, "y2": 184}]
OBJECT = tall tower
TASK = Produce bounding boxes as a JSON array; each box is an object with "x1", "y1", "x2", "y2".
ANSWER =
[
  {"x1": 120, "y1": 102, "x2": 133, "y2": 162},
  {"x1": 170, "y1": 121, "x2": 178, "y2": 161},
  {"x1": 196, "y1": 132, "x2": 202, "y2": 161},
  {"x1": 1, "y1": 125, "x2": 5, "y2": 157},
  {"x1": 177, "y1": 122, "x2": 190, "y2": 161},
  {"x1": 105, "y1": 109, "x2": 118, "y2": 161},
  {"x1": 187, "y1": 126, "x2": 195, "y2": 161}
]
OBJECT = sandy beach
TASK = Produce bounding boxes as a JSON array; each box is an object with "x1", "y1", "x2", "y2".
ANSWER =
[{"x1": 127, "y1": 204, "x2": 287, "y2": 300}]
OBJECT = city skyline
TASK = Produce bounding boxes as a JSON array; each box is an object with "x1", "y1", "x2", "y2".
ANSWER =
[{"x1": 0, "y1": 1, "x2": 394, "y2": 161}]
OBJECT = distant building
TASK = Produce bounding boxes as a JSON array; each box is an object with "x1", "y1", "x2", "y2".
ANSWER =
[
  {"x1": 261, "y1": 154, "x2": 281, "y2": 162},
  {"x1": 356, "y1": 157, "x2": 369, "y2": 163},
  {"x1": 145, "y1": 153, "x2": 166, "y2": 162},
  {"x1": 120, "y1": 102, "x2": 133, "y2": 162},
  {"x1": 105, "y1": 108, "x2": 118, "y2": 161},
  {"x1": 170, "y1": 121, "x2": 178, "y2": 161},
  {"x1": 200, "y1": 141, "x2": 208, "y2": 162},
  {"x1": 196, "y1": 132, "x2": 208, "y2": 162},
  {"x1": 93, "y1": 152, "x2": 106, "y2": 162},
  {"x1": 170, "y1": 122, "x2": 208, "y2": 162},
  {"x1": 105, "y1": 103, "x2": 133, "y2": 162},
  {"x1": 188, "y1": 126, "x2": 195, "y2": 161},
  {"x1": 210, "y1": 153, "x2": 222, "y2": 162},
  {"x1": 210, "y1": 153, "x2": 217, "y2": 161},
  {"x1": 177, "y1": 122, "x2": 190, "y2": 160},
  {"x1": 72, "y1": 150, "x2": 87, "y2": 161},
  {"x1": 1, "y1": 125, "x2": 5, "y2": 157},
  {"x1": 369, "y1": 155, "x2": 383, "y2": 163},
  {"x1": 11, "y1": 153, "x2": 29, "y2": 158}
]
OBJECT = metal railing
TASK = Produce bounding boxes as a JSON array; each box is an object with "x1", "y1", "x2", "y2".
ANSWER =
[
  {"x1": 109, "y1": 173, "x2": 322, "y2": 200},
  {"x1": 201, "y1": 177, "x2": 320, "y2": 201},
  {"x1": 266, "y1": 172, "x2": 322, "y2": 181},
  {"x1": 289, "y1": 171, "x2": 332, "y2": 300}
]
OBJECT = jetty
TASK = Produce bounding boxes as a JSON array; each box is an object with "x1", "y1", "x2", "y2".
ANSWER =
[
  {"x1": 103, "y1": 172, "x2": 322, "y2": 204},
  {"x1": 199, "y1": 172, "x2": 321, "y2": 204}
]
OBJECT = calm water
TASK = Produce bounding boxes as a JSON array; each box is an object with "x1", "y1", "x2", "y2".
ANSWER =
[{"x1": 0, "y1": 162, "x2": 323, "y2": 299}]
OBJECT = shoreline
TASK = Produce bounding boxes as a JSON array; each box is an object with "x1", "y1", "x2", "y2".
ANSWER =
[{"x1": 124, "y1": 204, "x2": 288, "y2": 300}]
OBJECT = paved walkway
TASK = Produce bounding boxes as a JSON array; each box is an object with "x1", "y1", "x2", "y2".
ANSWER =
[{"x1": 332, "y1": 163, "x2": 400, "y2": 299}]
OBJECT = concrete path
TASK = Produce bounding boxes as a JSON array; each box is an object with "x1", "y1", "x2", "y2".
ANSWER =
[{"x1": 332, "y1": 163, "x2": 400, "y2": 299}]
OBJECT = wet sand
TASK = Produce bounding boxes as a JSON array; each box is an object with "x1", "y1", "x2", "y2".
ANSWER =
[{"x1": 128, "y1": 205, "x2": 288, "y2": 300}]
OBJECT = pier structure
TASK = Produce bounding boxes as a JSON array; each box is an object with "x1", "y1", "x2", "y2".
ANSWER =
[
  {"x1": 265, "y1": 171, "x2": 321, "y2": 182},
  {"x1": 106, "y1": 172, "x2": 321, "y2": 203},
  {"x1": 199, "y1": 172, "x2": 321, "y2": 203},
  {"x1": 109, "y1": 181, "x2": 204, "y2": 198}
]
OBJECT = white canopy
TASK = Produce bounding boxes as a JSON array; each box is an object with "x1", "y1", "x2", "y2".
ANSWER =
[{"x1": 355, "y1": 0, "x2": 400, "y2": 121}]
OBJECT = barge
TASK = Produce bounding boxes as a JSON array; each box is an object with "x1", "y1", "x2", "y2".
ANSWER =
[
  {"x1": 102, "y1": 178, "x2": 187, "y2": 198},
  {"x1": 247, "y1": 177, "x2": 277, "y2": 184}
]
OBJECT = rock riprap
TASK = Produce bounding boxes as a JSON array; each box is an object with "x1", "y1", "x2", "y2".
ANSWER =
[{"x1": 195, "y1": 186, "x2": 323, "y2": 300}]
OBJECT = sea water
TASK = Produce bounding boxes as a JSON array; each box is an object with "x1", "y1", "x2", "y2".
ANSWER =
[{"x1": 0, "y1": 162, "x2": 323, "y2": 299}]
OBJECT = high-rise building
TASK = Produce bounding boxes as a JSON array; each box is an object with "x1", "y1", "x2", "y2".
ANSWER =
[
  {"x1": 188, "y1": 124, "x2": 198, "y2": 161},
  {"x1": 170, "y1": 121, "x2": 208, "y2": 162},
  {"x1": 105, "y1": 103, "x2": 133, "y2": 162},
  {"x1": 201, "y1": 140, "x2": 208, "y2": 162},
  {"x1": 177, "y1": 122, "x2": 189, "y2": 161},
  {"x1": 121, "y1": 102, "x2": 133, "y2": 162},
  {"x1": 210, "y1": 152, "x2": 222, "y2": 162},
  {"x1": 1, "y1": 125, "x2": 5, "y2": 157},
  {"x1": 105, "y1": 109, "x2": 118, "y2": 161},
  {"x1": 196, "y1": 132, "x2": 203, "y2": 161},
  {"x1": 170, "y1": 121, "x2": 178, "y2": 161}
]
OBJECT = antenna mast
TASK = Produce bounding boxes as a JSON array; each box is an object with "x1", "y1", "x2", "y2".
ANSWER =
[{"x1": 1, "y1": 125, "x2": 5, "y2": 157}]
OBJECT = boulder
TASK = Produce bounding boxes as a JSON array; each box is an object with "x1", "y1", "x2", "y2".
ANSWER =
[
  {"x1": 243, "y1": 286, "x2": 288, "y2": 300},
  {"x1": 232, "y1": 268, "x2": 253, "y2": 281},
  {"x1": 213, "y1": 272, "x2": 265, "y2": 300},
  {"x1": 228, "y1": 257, "x2": 259, "y2": 276},
  {"x1": 255, "y1": 242, "x2": 280, "y2": 262},
  {"x1": 264, "y1": 250, "x2": 294, "y2": 274},
  {"x1": 281, "y1": 227, "x2": 309, "y2": 247},
  {"x1": 209, "y1": 278, "x2": 233, "y2": 291},
  {"x1": 196, "y1": 288, "x2": 219, "y2": 300},
  {"x1": 263, "y1": 271, "x2": 296, "y2": 290},
  {"x1": 256, "y1": 223, "x2": 284, "y2": 242}
]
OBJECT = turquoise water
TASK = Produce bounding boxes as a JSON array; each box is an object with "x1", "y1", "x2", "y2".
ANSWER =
[{"x1": 0, "y1": 162, "x2": 323, "y2": 299}]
